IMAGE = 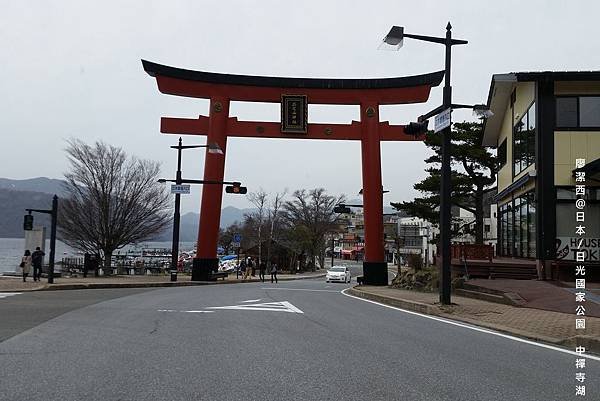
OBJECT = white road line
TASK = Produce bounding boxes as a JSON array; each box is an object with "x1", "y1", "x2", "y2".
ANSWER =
[
  {"x1": 206, "y1": 301, "x2": 304, "y2": 314},
  {"x1": 341, "y1": 289, "x2": 600, "y2": 362},
  {"x1": 0, "y1": 292, "x2": 22, "y2": 299},
  {"x1": 261, "y1": 287, "x2": 340, "y2": 293},
  {"x1": 241, "y1": 299, "x2": 262, "y2": 303}
]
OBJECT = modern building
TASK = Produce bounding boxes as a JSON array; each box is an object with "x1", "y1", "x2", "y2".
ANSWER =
[
  {"x1": 450, "y1": 188, "x2": 498, "y2": 252},
  {"x1": 397, "y1": 217, "x2": 436, "y2": 267},
  {"x1": 482, "y1": 72, "x2": 600, "y2": 279}
]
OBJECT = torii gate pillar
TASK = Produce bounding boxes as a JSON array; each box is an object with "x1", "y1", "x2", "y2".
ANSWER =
[
  {"x1": 142, "y1": 59, "x2": 443, "y2": 285},
  {"x1": 360, "y1": 102, "x2": 387, "y2": 285},
  {"x1": 194, "y1": 98, "x2": 229, "y2": 281}
]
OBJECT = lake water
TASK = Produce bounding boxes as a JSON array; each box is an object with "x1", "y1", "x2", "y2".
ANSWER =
[{"x1": 0, "y1": 238, "x2": 196, "y2": 273}]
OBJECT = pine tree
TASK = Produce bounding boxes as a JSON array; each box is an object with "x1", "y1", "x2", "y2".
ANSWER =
[{"x1": 391, "y1": 121, "x2": 496, "y2": 244}]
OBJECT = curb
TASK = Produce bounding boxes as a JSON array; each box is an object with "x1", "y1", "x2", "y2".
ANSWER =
[
  {"x1": 1, "y1": 273, "x2": 327, "y2": 292},
  {"x1": 348, "y1": 286, "x2": 600, "y2": 355}
]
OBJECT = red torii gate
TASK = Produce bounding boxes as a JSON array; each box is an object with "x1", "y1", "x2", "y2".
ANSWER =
[{"x1": 143, "y1": 60, "x2": 443, "y2": 285}]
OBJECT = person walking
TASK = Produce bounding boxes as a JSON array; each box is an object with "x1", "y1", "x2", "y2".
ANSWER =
[
  {"x1": 244, "y1": 257, "x2": 253, "y2": 280},
  {"x1": 20, "y1": 250, "x2": 32, "y2": 282},
  {"x1": 259, "y1": 261, "x2": 266, "y2": 283},
  {"x1": 238, "y1": 259, "x2": 246, "y2": 280},
  {"x1": 270, "y1": 262, "x2": 278, "y2": 284},
  {"x1": 31, "y1": 247, "x2": 45, "y2": 282}
]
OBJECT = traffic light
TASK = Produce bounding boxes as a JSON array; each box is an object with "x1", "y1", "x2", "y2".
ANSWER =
[
  {"x1": 225, "y1": 182, "x2": 247, "y2": 194},
  {"x1": 404, "y1": 121, "x2": 429, "y2": 136},
  {"x1": 23, "y1": 214, "x2": 33, "y2": 231}
]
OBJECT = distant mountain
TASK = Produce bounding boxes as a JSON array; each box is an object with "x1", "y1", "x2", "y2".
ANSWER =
[
  {"x1": 178, "y1": 206, "x2": 255, "y2": 241},
  {"x1": 0, "y1": 177, "x2": 66, "y2": 195},
  {"x1": 0, "y1": 188, "x2": 53, "y2": 238},
  {"x1": 0, "y1": 177, "x2": 256, "y2": 241}
]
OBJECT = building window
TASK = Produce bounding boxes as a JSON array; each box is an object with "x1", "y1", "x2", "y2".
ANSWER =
[
  {"x1": 513, "y1": 102, "x2": 536, "y2": 176},
  {"x1": 498, "y1": 190, "x2": 536, "y2": 258},
  {"x1": 556, "y1": 96, "x2": 600, "y2": 128},
  {"x1": 498, "y1": 139, "x2": 507, "y2": 169}
]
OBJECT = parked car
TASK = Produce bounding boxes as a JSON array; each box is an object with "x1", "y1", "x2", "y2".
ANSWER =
[{"x1": 326, "y1": 266, "x2": 351, "y2": 283}]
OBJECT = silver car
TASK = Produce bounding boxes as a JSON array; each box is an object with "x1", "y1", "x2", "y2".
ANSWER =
[{"x1": 326, "y1": 266, "x2": 351, "y2": 283}]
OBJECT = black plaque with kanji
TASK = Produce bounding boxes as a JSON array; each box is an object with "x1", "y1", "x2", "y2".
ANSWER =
[{"x1": 281, "y1": 95, "x2": 308, "y2": 134}]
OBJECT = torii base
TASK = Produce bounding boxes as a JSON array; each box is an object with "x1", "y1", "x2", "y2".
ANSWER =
[
  {"x1": 362, "y1": 261, "x2": 389, "y2": 286},
  {"x1": 192, "y1": 258, "x2": 219, "y2": 281}
]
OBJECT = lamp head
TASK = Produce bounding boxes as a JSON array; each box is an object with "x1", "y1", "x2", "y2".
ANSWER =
[
  {"x1": 472, "y1": 104, "x2": 494, "y2": 119},
  {"x1": 379, "y1": 26, "x2": 404, "y2": 51}
]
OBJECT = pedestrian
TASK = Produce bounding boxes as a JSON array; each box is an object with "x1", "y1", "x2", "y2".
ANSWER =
[
  {"x1": 238, "y1": 259, "x2": 246, "y2": 279},
  {"x1": 249, "y1": 257, "x2": 256, "y2": 277},
  {"x1": 270, "y1": 262, "x2": 278, "y2": 284},
  {"x1": 20, "y1": 250, "x2": 32, "y2": 282},
  {"x1": 259, "y1": 261, "x2": 266, "y2": 282},
  {"x1": 244, "y1": 257, "x2": 253, "y2": 280},
  {"x1": 31, "y1": 247, "x2": 45, "y2": 282}
]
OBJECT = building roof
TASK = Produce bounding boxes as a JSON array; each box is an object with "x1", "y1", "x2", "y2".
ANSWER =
[{"x1": 482, "y1": 71, "x2": 600, "y2": 147}]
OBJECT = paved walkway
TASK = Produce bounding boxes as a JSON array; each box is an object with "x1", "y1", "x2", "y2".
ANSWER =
[
  {"x1": 0, "y1": 271, "x2": 326, "y2": 292},
  {"x1": 349, "y1": 285, "x2": 600, "y2": 353},
  {"x1": 466, "y1": 278, "x2": 600, "y2": 317}
]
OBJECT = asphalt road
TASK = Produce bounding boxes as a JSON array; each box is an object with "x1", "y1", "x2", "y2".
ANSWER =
[{"x1": 0, "y1": 277, "x2": 597, "y2": 401}]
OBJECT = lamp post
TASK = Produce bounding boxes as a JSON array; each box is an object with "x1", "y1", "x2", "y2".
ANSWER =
[
  {"x1": 166, "y1": 138, "x2": 223, "y2": 281},
  {"x1": 381, "y1": 23, "x2": 467, "y2": 305},
  {"x1": 382, "y1": 24, "x2": 493, "y2": 304}
]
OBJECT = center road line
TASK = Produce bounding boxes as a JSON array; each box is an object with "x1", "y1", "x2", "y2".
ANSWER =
[
  {"x1": 341, "y1": 288, "x2": 600, "y2": 362},
  {"x1": 260, "y1": 287, "x2": 341, "y2": 293}
]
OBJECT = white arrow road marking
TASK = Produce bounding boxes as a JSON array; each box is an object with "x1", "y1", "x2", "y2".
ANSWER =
[
  {"x1": 240, "y1": 299, "x2": 262, "y2": 303},
  {"x1": 158, "y1": 309, "x2": 214, "y2": 313},
  {"x1": 206, "y1": 301, "x2": 304, "y2": 314},
  {"x1": 0, "y1": 292, "x2": 22, "y2": 299}
]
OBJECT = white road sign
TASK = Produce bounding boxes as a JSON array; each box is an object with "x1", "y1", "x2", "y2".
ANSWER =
[
  {"x1": 434, "y1": 108, "x2": 452, "y2": 133},
  {"x1": 170, "y1": 184, "x2": 191, "y2": 194}
]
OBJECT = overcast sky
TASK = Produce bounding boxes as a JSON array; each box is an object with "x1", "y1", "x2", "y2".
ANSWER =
[{"x1": 2, "y1": 1, "x2": 599, "y2": 213}]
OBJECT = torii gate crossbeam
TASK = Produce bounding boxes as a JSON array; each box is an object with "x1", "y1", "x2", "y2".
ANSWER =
[{"x1": 143, "y1": 60, "x2": 443, "y2": 285}]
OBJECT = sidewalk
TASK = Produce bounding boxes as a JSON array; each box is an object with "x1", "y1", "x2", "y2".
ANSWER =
[
  {"x1": 349, "y1": 285, "x2": 600, "y2": 354},
  {"x1": 0, "y1": 270, "x2": 326, "y2": 292}
]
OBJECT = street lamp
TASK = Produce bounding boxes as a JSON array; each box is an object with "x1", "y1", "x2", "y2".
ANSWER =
[
  {"x1": 165, "y1": 138, "x2": 223, "y2": 282},
  {"x1": 381, "y1": 23, "x2": 467, "y2": 305}
]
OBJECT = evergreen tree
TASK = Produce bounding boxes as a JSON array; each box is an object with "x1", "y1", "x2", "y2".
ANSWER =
[{"x1": 391, "y1": 121, "x2": 496, "y2": 244}]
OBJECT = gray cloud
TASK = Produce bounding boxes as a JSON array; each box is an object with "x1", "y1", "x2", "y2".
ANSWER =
[{"x1": 2, "y1": 0, "x2": 599, "y2": 213}]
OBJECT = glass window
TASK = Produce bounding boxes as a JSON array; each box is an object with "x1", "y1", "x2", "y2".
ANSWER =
[
  {"x1": 513, "y1": 102, "x2": 536, "y2": 176},
  {"x1": 498, "y1": 139, "x2": 507, "y2": 168},
  {"x1": 514, "y1": 118, "x2": 524, "y2": 174},
  {"x1": 556, "y1": 97, "x2": 578, "y2": 127},
  {"x1": 520, "y1": 195, "x2": 528, "y2": 258},
  {"x1": 527, "y1": 193, "x2": 536, "y2": 258},
  {"x1": 513, "y1": 198, "x2": 521, "y2": 256},
  {"x1": 579, "y1": 97, "x2": 600, "y2": 127},
  {"x1": 506, "y1": 205, "x2": 513, "y2": 257},
  {"x1": 527, "y1": 104, "x2": 536, "y2": 166}
]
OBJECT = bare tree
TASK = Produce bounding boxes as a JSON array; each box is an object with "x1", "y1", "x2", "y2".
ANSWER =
[
  {"x1": 265, "y1": 190, "x2": 287, "y2": 267},
  {"x1": 281, "y1": 188, "x2": 344, "y2": 271},
  {"x1": 58, "y1": 139, "x2": 171, "y2": 270},
  {"x1": 247, "y1": 189, "x2": 268, "y2": 263}
]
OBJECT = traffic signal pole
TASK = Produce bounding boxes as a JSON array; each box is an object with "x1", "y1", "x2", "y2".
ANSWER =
[
  {"x1": 25, "y1": 194, "x2": 58, "y2": 284},
  {"x1": 170, "y1": 138, "x2": 183, "y2": 282}
]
